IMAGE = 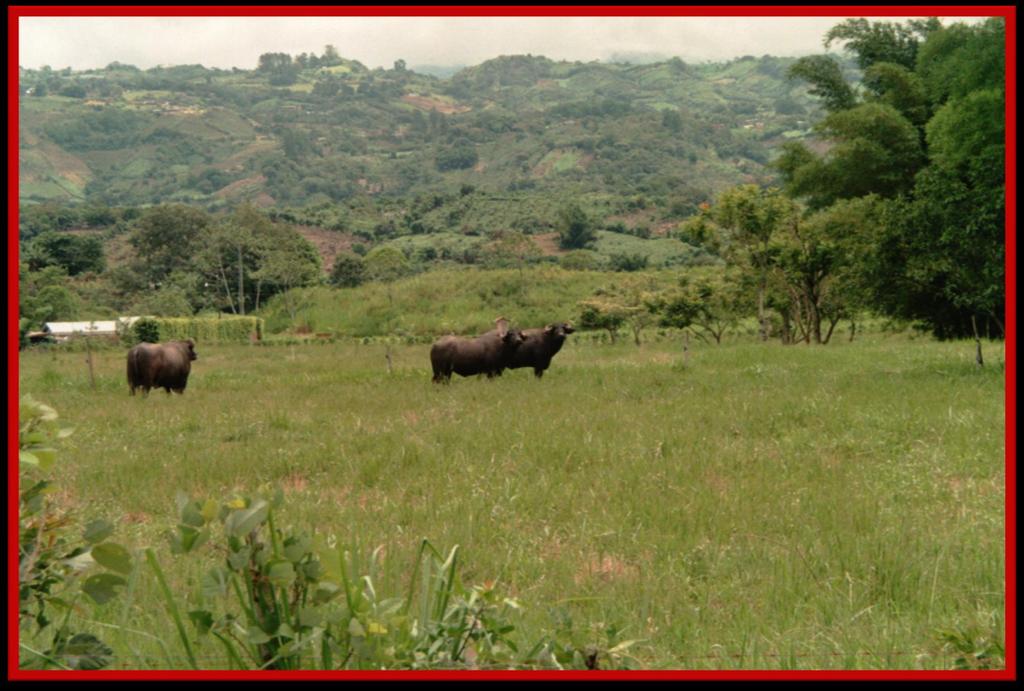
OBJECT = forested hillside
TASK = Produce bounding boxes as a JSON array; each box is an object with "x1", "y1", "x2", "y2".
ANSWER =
[{"x1": 19, "y1": 51, "x2": 833, "y2": 229}]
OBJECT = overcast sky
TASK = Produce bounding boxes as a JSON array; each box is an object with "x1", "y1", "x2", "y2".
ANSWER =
[{"x1": 18, "y1": 15, "x2": 989, "y2": 72}]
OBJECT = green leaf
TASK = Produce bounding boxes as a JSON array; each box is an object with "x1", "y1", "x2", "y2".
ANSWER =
[
  {"x1": 348, "y1": 618, "x2": 366, "y2": 637},
  {"x1": 246, "y1": 626, "x2": 271, "y2": 645},
  {"x1": 302, "y1": 560, "x2": 323, "y2": 580},
  {"x1": 170, "y1": 525, "x2": 209, "y2": 554},
  {"x1": 83, "y1": 520, "x2": 115, "y2": 545},
  {"x1": 201, "y1": 567, "x2": 230, "y2": 600},
  {"x1": 224, "y1": 500, "x2": 269, "y2": 537},
  {"x1": 200, "y1": 498, "x2": 220, "y2": 523},
  {"x1": 188, "y1": 610, "x2": 214, "y2": 636},
  {"x1": 82, "y1": 573, "x2": 127, "y2": 605},
  {"x1": 180, "y1": 500, "x2": 206, "y2": 528},
  {"x1": 298, "y1": 607, "x2": 323, "y2": 629},
  {"x1": 91, "y1": 543, "x2": 133, "y2": 575},
  {"x1": 227, "y1": 546, "x2": 251, "y2": 571},
  {"x1": 283, "y1": 535, "x2": 311, "y2": 563},
  {"x1": 19, "y1": 451, "x2": 39, "y2": 468},
  {"x1": 32, "y1": 449, "x2": 57, "y2": 471},
  {"x1": 53, "y1": 633, "x2": 113, "y2": 670},
  {"x1": 266, "y1": 559, "x2": 295, "y2": 586},
  {"x1": 312, "y1": 581, "x2": 342, "y2": 604}
]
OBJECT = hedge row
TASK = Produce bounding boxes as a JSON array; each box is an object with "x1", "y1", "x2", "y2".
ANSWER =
[{"x1": 140, "y1": 316, "x2": 265, "y2": 344}]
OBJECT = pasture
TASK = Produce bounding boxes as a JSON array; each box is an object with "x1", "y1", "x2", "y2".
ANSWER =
[{"x1": 17, "y1": 333, "x2": 1006, "y2": 669}]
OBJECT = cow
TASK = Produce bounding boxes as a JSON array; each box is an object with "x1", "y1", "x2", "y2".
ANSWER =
[
  {"x1": 127, "y1": 339, "x2": 197, "y2": 396},
  {"x1": 430, "y1": 317, "x2": 525, "y2": 383},
  {"x1": 508, "y1": 322, "x2": 575, "y2": 378}
]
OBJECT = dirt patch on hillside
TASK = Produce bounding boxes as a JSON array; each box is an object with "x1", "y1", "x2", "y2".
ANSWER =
[
  {"x1": 401, "y1": 94, "x2": 471, "y2": 114},
  {"x1": 293, "y1": 225, "x2": 361, "y2": 271},
  {"x1": 531, "y1": 232, "x2": 566, "y2": 257}
]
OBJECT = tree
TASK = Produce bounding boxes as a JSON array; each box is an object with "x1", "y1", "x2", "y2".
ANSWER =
[
  {"x1": 786, "y1": 17, "x2": 1006, "y2": 345},
  {"x1": 330, "y1": 253, "x2": 366, "y2": 287},
  {"x1": 824, "y1": 18, "x2": 932, "y2": 71},
  {"x1": 130, "y1": 285, "x2": 194, "y2": 317},
  {"x1": 25, "y1": 232, "x2": 105, "y2": 275},
  {"x1": 710, "y1": 185, "x2": 794, "y2": 341},
  {"x1": 786, "y1": 56, "x2": 856, "y2": 112},
  {"x1": 364, "y1": 246, "x2": 412, "y2": 283},
  {"x1": 557, "y1": 203, "x2": 597, "y2": 250},
  {"x1": 653, "y1": 271, "x2": 746, "y2": 345},
  {"x1": 578, "y1": 278, "x2": 660, "y2": 346},
  {"x1": 129, "y1": 205, "x2": 209, "y2": 285},
  {"x1": 482, "y1": 230, "x2": 541, "y2": 278},
  {"x1": 252, "y1": 226, "x2": 322, "y2": 319},
  {"x1": 775, "y1": 103, "x2": 926, "y2": 209}
]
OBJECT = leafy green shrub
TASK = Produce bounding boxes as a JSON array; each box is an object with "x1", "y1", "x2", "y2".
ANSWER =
[
  {"x1": 609, "y1": 253, "x2": 649, "y2": 272},
  {"x1": 151, "y1": 486, "x2": 640, "y2": 670},
  {"x1": 330, "y1": 253, "x2": 366, "y2": 288},
  {"x1": 133, "y1": 317, "x2": 161, "y2": 344},
  {"x1": 19, "y1": 397, "x2": 135, "y2": 670},
  {"x1": 153, "y1": 316, "x2": 264, "y2": 344}
]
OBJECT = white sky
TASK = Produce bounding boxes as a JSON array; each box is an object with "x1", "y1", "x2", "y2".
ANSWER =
[{"x1": 18, "y1": 15, "x2": 990, "y2": 72}]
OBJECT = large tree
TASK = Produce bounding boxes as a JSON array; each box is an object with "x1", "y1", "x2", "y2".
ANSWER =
[{"x1": 779, "y1": 17, "x2": 1006, "y2": 342}]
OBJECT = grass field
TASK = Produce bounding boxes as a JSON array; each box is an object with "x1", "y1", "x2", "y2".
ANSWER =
[{"x1": 17, "y1": 333, "x2": 1006, "y2": 670}]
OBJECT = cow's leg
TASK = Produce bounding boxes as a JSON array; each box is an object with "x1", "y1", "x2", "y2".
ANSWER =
[{"x1": 534, "y1": 368, "x2": 544, "y2": 379}]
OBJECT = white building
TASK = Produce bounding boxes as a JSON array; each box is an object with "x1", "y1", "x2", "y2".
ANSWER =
[{"x1": 42, "y1": 317, "x2": 142, "y2": 342}]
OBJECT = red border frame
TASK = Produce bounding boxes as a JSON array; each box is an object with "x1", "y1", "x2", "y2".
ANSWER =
[{"x1": 8, "y1": 4, "x2": 1017, "y2": 682}]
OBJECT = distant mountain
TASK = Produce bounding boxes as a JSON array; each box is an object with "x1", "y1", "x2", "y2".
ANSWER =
[
  {"x1": 19, "y1": 51, "x2": 838, "y2": 237},
  {"x1": 409, "y1": 63, "x2": 468, "y2": 79}
]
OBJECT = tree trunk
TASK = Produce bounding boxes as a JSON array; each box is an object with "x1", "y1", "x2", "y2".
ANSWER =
[
  {"x1": 218, "y1": 265, "x2": 237, "y2": 314},
  {"x1": 255, "y1": 280, "x2": 262, "y2": 312},
  {"x1": 237, "y1": 245, "x2": 245, "y2": 316},
  {"x1": 780, "y1": 309, "x2": 793, "y2": 345},
  {"x1": 849, "y1": 319, "x2": 857, "y2": 343},
  {"x1": 972, "y1": 314, "x2": 984, "y2": 367},
  {"x1": 822, "y1": 315, "x2": 840, "y2": 345},
  {"x1": 808, "y1": 293, "x2": 822, "y2": 344},
  {"x1": 757, "y1": 276, "x2": 767, "y2": 342},
  {"x1": 683, "y1": 329, "x2": 689, "y2": 366}
]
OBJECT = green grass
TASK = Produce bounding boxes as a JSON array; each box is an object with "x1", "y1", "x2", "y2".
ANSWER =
[{"x1": 17, "y1": 333, "x2": 1006, "y2": 669}]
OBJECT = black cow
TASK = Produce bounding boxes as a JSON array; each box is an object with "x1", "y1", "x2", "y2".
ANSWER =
[
  {"x1": 508, "y1": 322, "x2": 574, "y2": 378},
  {"x1": 430, "y1": 317, "x2": 525, "y2": 383},
  {"x1": 127, "y1": 339, "x2": 197, "y2": 396}
]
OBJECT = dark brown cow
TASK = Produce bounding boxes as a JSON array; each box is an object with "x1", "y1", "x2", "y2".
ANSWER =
[
  {"x1": 127, "y1": 339, "x2": 197, "y2": 396},
  {"x1": 508, "y1": 322, "x2": 575, "y2": 378},
  {"x1": 430, "y1": 317, "x2": 525, "y2": 383}
]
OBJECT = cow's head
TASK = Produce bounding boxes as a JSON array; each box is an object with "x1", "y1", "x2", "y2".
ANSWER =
[
  {"x1": 496, "y1": 318, "x2": 525, "y2": 348},
  {"x1": 544, "y1": 322, "x2": 575, "y2": 339}
]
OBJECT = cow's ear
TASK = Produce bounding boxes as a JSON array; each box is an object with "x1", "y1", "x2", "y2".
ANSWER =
[
  {"x1": 495, "y1": 317, "x2": 509, "y2": 339},
  {"x1": 544, "y1": 325, "x2": 555, "y2": 333}
]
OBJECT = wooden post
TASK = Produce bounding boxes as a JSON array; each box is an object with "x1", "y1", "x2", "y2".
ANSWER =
[
  {"x1": 972, "y1": 315, "x2": 984, "y2": 367},
  {"x1": 385, "y1": 344, "x2": 393, "y2": 374},
  {"x1": 85, "y1": 336, "x2": 96, "y2": 389}
]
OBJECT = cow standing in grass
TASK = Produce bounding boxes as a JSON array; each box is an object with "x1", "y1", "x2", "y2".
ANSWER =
[
  {"x1": 430, "y1": 317, "x2": 525, "y2": 383},
  {"x1": 127, "y1": 339, "x2": 197, "y2": 396},
  {"x1": 508, "y1": 322, "x2": 575, "y2": 378}
]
